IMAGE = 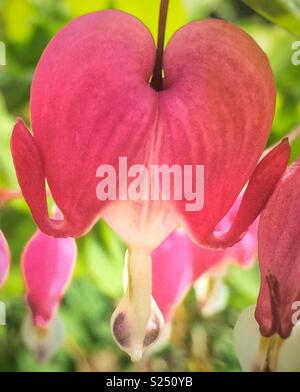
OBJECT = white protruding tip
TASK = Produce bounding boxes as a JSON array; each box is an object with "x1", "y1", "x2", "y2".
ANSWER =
[{"x1": 130, "y1": 345, "x2": 143, "y2": 362}]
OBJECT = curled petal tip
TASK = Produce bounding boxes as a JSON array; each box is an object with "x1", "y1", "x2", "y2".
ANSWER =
[
  {"x1": 201, "y1": 139, "x2": 290, "y2": 249},
  {"x1": 11, "y1": 119, "x2": 78, "y2": 238}
]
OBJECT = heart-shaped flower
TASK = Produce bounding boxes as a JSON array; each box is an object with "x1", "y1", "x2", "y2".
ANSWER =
[{"x1": 11, "y1": 8, "x2": 290, "y2": 359}]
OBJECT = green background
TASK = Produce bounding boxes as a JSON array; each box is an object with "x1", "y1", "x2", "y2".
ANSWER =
[{"x1": 0, "y1": 0, "x2": 299, "y2": 372}]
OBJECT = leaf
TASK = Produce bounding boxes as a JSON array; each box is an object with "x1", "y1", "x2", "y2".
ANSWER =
[
  {"x1": 114, "y1": 0, "x2": 187, "y2": 44},
  {"x1": 242, "y1": 0, "x2": 300, "y2": 36}
]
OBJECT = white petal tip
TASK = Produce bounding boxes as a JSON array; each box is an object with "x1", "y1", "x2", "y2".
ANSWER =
[{"x1": 130, "y1": 346, "x2": 143, "y2": 362}]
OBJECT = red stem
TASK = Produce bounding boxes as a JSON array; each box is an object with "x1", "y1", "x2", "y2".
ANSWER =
[{"x1": 150, "y1": 0, "x2": 170, "y2": 91}]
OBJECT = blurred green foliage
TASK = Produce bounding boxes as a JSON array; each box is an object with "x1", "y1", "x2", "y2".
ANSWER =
[
  {"x1": 243, "y1": 0, "x2": 300, "y2": 36},
  {"x1": 0, "y1": 0, "x2": 299, "y2": 372}
]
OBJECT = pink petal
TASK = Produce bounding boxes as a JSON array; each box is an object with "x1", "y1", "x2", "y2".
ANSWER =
[
  {"x1": 160, "y1": 19, "x2": 281, "y2": 247},
  {"x1": 0, "y1": 231, "x2": 10, "y2": 288},
  {"x1": 255, "y1": 160, "x2": 300, "y2": 339},
  {"x1": 152, "y1": 230, "x2": 193, "y2": 320},
  {"x1": 22, "y1": 228, "x2": 77, "y2": 328},
  {"x1": 12, "y1": 10, "x2": 157, "y2": 238},
  {"x1": 199, "y1": 139, "x2": 290, "y2": 248}
]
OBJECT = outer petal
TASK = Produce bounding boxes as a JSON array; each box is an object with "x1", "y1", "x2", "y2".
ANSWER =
[
  {"x1": 11, "y1": 10, "x2": 157, "y2": 237},
  {"x1": 22, "y1": 227, "x2": 77, "y2": 328},
  {"x1": 255, "y1": 160, "x2": 300, "y2": 339},
  {"x1": 161, "y1": 19, "x2": 287, "y2": 248},
  {"x1": 0, "y1": 231, "x2": 10, "y2": 287}
]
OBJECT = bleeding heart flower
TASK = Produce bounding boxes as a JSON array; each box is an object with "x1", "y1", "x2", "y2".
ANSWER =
[
  {"x1": 152, "y1": 195, "x2": 258, "y2": 321},
  {"x1": 10, "y1": 5, "x2": 289, "y2": 360},
  {"x1": 255, "y1": 160, "x2": 300, "y2": 339},
  {"x1": 0, "y1": 231, "x2": 10, "y2": 288},
  {"x1": 233, "y1": 160, "x2": 300, "y2": 372},
  {"x1": 22, "y1": 219, "x2": 77, "y2": 328}
]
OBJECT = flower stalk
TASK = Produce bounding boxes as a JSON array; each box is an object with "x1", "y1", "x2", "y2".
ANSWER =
[{"x1": 150, "y1": 0, "x2": 169, "y2": 91}]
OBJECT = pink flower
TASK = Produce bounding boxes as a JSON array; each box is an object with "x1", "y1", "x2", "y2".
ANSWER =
[
  {"x1": 255, "y1": 160, "x2": 300, "y2": 339},
  {"x1": 152, "y1": 197, "x2": 258, "y2": 320},
  {"x1": 11, "y1": 11, "x2": 288, "y2": 248},
  {"x1": 0, "y1": 231, "x2": 10, "y2": 288},
  {"x1": 10, "y1": 9, "x2": 289, "y2": 359},
  {"x1": 22, "y1": 225, "x2": 77, "y2": 328},
  {"x1": 233, "y1": 161, "x2": 300, "y2": 372}
]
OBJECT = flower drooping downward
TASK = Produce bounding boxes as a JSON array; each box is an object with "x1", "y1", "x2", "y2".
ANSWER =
[
  {"x1": 22, "y1": 214, "x2": 77, "y2": 361},
  {"x1": 234, "y1": 160, "x2": 300, "y2": 372},
  {"x1": 11, "y1": 4, "x2": 289, "y2": 359}
]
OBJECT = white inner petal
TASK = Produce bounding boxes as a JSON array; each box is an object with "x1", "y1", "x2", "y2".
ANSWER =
[{"x1": 102, "y1": 199, "x2": 180, "y2": 250}]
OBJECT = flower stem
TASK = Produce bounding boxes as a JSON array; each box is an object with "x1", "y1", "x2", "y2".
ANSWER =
[{"x1": 150, "y1": 0, "x2": 170, "y2": 91}]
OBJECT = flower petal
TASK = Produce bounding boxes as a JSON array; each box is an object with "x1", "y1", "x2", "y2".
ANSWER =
[
  {"x1": 161, "y1": 18, "x2": 278, "y2": 247},
  {"x1": 233, "y1": 305, "x2": 269, "y2": 372},
  {"x1": 201, "y1": 139, "x2": 290, "y2": 248},
  {"x1": 12, "y1": 10, "x2": 157, "y2": 238},
  {"x1": 152, "y1": 230, "x2": 193, "y2": 320},
  {"x1": 22, "y1": 226, "x2": 77, "y2": 328},
  {"x1": 255, "y1": 159, "x2": 300, "y2": 339}
]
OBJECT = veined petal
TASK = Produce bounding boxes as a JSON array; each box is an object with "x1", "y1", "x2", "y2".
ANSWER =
[
  {"x1": 160, "y1": 18, "x2": 279, "y2": 247},
  {"x1": 10, "y1": 10, "x2": 157, "y2": 238},
  {"x1": 11, "y1": 12, "x2": 286, "y2": 250},
  {"x1": 22, "y1": 225, "x2": 77, "y2": 328},
  {"x1": 255, "y1": 159, "x2": 300, "y2": 339},
  {"x1": 0, "y1": 231, "x2": 10, "y2": 288}
]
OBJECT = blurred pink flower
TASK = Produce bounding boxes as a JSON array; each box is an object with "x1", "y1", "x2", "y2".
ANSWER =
[
  {"x1": 0, "y1": 231, "x2": 10, "y2": 288},
  {"x1": 22, "y1": 225, "x2": 77, "y2": 328},
  {"x1": 152, "y1": 197, "x2": 258, "y2": 320}
]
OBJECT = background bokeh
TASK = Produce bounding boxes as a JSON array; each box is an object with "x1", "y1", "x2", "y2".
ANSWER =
[{"x1": 0, "y1": 0, "x2": 299, "y2": 372}]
